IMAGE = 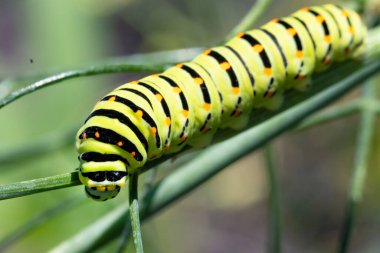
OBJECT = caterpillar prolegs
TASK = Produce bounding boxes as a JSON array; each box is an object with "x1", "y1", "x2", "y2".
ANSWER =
[{"x1": 76, "y1": 4, "x2": 367, "y2": 201}]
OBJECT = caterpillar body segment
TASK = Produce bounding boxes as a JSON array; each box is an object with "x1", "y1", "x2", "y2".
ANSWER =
[{"x1": 76, "y1": 4, "x2": 367, "y2": 201}]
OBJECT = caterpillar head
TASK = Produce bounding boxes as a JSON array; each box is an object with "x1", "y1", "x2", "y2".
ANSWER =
[{"x1": 78, "y1": 153, "x2": 128, "y2": 201}]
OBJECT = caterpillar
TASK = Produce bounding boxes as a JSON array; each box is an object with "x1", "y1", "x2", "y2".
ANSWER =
[{"x1": 76, "y1": 4, "x2": 366, "y2": 201}]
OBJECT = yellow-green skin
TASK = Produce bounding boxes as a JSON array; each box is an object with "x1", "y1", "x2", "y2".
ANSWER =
[{"x1": 76, "y1": 4, "x2": 366, "y2": 201}]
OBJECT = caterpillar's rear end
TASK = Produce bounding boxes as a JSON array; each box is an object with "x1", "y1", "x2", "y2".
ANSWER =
[{"x1": 76, "y1": 4, "x2": 367, "y2": 201}]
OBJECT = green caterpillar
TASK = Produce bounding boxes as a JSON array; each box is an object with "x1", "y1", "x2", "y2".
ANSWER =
[{"x1": 76, "y1": 4, "x2": 366, "y2": 201}]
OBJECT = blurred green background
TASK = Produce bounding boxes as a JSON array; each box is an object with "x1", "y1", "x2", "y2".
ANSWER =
[{"x1": 1, "y1": 0, "x2": 380, "y2": 252}]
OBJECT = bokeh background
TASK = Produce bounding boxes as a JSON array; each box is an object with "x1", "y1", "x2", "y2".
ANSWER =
[{"x1": 0, "y1": 0, "x2": 380, "y2": 252}]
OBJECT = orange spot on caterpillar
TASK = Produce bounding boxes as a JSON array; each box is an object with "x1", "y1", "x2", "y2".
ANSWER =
[
  {"x1": 150, "y1": 73, "x2": 160, "y2": 77},
  {"x1": 180, "y1": 135, "x2": 187, "y2": 142},
  {"x1": 108, "y1": 96, "x2": 116, "y2": 101},
  {"x1": 271, "y1": 18, "x2": 280, "y2": 23},
  {"x1": 232, "y1": 87, "x2": 240, "y2": 94},
  {"x1": 296, "y1": 50, "x2": 303, "y2": 59},
  {"x1": 253, "y1": 44, "x2": 264, "y2": 53},
  {"x1": 287, "y1": 28, "x2": 297, "y2": 36},
  {"x1": 325, "y1": 35, "x2": 332, "y2": 42},
  {"x1": 117, "y1": 141, "x2": 123, "y2": 147},
  {"x1": 150, "y1": 127, "x2": 157, "y2": 135},
  {"x1": 173, "y1": 87, "x2": 182, "y2": 93},
  {"x1": 130, "y1": 80, "x2": 139, "y2": 84},
  {"x1": 194, "y1": 77, "x2": 204, "y2": 85},
  {"x1": 298, "y1": 74, "x2": 306, "y2": 80},
  {"x1": 316, "y1": 15, "x2": 324, "y2": 24},
  {"x1": 155, "y1": 94, "x2": 163, "y2": 102},
  {"x1": 342, "y1": 9, "x2": 350, "y2": 17},
  {"x1": 301, "y1": 7, "x2": 310, "y2": 11},
  {"x1": 95, "y1": 132, "x2": 100, "y2": 138},
  {"x1": 135, "y1": 110, "x2": 143, "y2": 118},
  {"x1": 165, "y1": 144, "x2": 170, "y2": 151},
  {"x1": 220, "y1": 62, "x2": 231, "y2": 70},
  {"x1": 348, "y1": 26, "x2": 354, "y2": 34},
  {"x1": 323, "y1": 56, "x2": 331, "y2": 64},
  {"x1": 130, "y1": 151, "x2": 136, "y2": 157},
  {"x1": 203, "y1": 49, "x2": 212, "y2": 55},
  {"x1": 201, "y1": 127, "x2": 210, "y2": 134},
  {"x1": 236, "y1": 32, "x2": 245, "y2": 38},
  {"x1": 264, "y1": 68, "x2": 272, "y2": 76},
  {"x1": 83, "y1": 133, "x2": 87, "y2": 140},
  {"x1": 176, "y1": 63, "x2": 183, "y2": 68},
  {"x1": 203, "y1": 103, "x2": 211, "y2": 111},
  {"x1": 181, "y1": 110, "x2": 189, "y2": 117},
  {"x1": 266, "y1": 91, "x2": 275, "y2": 98},
  {"x1": 165, "y1": 117, "x2": 171, "y2": 126}
]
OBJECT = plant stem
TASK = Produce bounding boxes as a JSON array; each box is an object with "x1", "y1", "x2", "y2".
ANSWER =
[
  {"x1": 264, "y1": 145, "x2": 281, "y2": 253},
  {"x1": 337, "y1": 79, "x2": 377, "y2": 253},
  {"x1": 129, "y1": 174, "x2": 144, "y2": 253},
  {"x1": 0, "y1": 172, "x2": 80, "y2": 200},
  {"x1": 0, "y1": 64, "x2": 167, "y2": 110}
]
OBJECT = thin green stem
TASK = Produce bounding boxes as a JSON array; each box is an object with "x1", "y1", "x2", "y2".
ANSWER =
[
  {"x1": 264, "y1": 145, "x2": 281, "y2": 253},
  {"x1": 0, "y1": 64, "x2": 168, "y2": 110},
  {"x1": 337, "y1": 79, "x2": 377, "y2": 253},
  {"x1": 0, "y1": 172, "x2": 80, "y2": 200},
  {"x1": 225, "y1": 0, "x2": 273, "y2": 41},
  {"x1": 296, "y1": 100, "x2": 361, "y2": 131},
  {"x1": 129, "y1": 174, "x2": 144, "y2": 253},
  {"x1": 115, "y1": 170, "x2": 158, "y2": 253},
  {"x1": 298, "y1": 97, "x2": 380, "y2": 130}
]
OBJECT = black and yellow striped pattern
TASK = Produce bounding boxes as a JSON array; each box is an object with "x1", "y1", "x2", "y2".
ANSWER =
[{"x1": 76, "y1": 4, "x2": 366, "y2": 201}]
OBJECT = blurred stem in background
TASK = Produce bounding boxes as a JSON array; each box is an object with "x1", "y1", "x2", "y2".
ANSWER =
[
  {"x1": 225, "y1": 0, "x2": 273, "y2": 41},
  {"x1": 264, "y1": 145, "x2": 281, "y2": 253},
  {"x1": 338, "y1": 78, "x2": 377, "y2": 253}
]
